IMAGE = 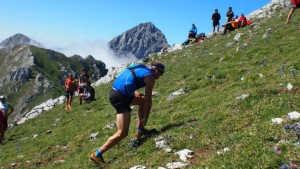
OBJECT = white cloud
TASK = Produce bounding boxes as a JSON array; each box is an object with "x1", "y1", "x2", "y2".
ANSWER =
[{"x1": 49, "y1": 39, "x2": 137, "y2": 68}]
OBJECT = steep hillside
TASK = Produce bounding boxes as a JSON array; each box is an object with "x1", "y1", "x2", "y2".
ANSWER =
[
  {"x1": 0, "y1": 45, "x2": 108, "y2": 121},
  {"x1": 1, "y1": 4, "x2": 300, "y2": 169}
]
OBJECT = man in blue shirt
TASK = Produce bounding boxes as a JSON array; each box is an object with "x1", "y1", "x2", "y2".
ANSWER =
[
  {"x1": 90, "y1": 61, "x2": 165, "y2": 166},
  {"x1": 189, "y1": 24, "x2": 197, "y2": 38}
]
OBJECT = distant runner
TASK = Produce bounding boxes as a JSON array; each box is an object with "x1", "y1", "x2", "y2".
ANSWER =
[{"x1": 286, "y1": 0, "x2": 300, "y2": 23}]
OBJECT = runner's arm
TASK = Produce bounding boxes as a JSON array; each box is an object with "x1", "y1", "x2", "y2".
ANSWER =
[{"x1": 142, "y1": 76, "x2": 155, "y2": 123}]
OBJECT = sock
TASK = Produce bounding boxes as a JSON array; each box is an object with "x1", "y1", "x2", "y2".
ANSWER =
[{"x1": 95, "y1": 148, "x2": 102, "y2": 157}]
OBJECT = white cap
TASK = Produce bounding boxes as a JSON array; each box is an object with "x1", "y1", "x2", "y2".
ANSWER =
[{"x1": 0, "y1": 95, "x2": 6, "y2": 99}]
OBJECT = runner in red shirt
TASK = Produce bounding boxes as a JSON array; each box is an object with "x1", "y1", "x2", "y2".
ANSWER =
[{"x1": 286, "y1": 0, "x2": 300, "y2": 23}]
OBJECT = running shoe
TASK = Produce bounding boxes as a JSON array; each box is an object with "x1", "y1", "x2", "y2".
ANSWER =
[
  {"x1": 136, "y1": 128, "x2": 150, "y2": 138},
  {"x1": 89, "y1": 153, "x2": 105, "y2": 165}
]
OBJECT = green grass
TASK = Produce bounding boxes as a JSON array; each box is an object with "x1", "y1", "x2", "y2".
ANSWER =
[{"x1": 1, "y1": 8, "x2": 300, "y2": 168}]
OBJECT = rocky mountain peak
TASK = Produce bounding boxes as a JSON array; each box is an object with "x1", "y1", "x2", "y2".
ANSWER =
[
  {"x1": 0, "y1": 33, "x2": 44, "y2": 48},
  {"x1": 109, "y1": 22, "x2": 169, "y2": 59}
]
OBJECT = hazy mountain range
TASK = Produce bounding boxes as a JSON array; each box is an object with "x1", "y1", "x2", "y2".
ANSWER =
[{"x1": 0, "y1": 22, "x2": 170, "y2": 120}]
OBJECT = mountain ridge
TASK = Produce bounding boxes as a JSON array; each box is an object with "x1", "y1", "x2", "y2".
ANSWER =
[
  {"x1": 0, "y1": 33, "x2": 44, "y2": 48},
  {"x1": 109, "y1": 22, "x2": 169, "y2": 59}
]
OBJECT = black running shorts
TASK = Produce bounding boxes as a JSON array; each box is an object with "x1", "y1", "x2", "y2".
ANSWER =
[
  {"x1": 109, "y1": 89, "x2": 134, "y2": 114},
  {"x1": 66, "y1": 91, "x2": 74, "y2": 98}
]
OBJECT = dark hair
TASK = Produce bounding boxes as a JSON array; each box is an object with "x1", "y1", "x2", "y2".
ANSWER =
[{"x1": 151, "y1": 61, "x2": 165, "y2": 75}]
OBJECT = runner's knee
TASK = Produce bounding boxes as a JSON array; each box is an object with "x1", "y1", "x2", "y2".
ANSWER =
[{"x1": 116, "y1": 130, "x2": 128, "y2": 139}]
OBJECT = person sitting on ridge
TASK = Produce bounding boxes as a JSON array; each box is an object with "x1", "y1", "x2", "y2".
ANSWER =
[
  {"x1": 89, "y1": 61, "x2": 165, "y2": 166},
  {"x1": 182, "y1": 24, "x2": 197, "y2": 45},
  {"x1": 286, "y1": 0, "x2": 300, "y2": 23},
  {"x1": 237, "y1": 13, "x2": 247, "y2": 28},
  {"x1": 221, "y1": 18, "x2": 237, "y2": 35},
  {"x1": 188, "y1": 24, "x2": 197, "y2": 38},
  {"x1": 80, "y1": 81, "x2": 95, "y2": 103},
  {"x1": 233, "y1": 15, "x2": 239, "y2": 29}
]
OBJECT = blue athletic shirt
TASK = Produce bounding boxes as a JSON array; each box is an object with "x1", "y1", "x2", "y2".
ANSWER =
[{"x1": 112, "y1": 64, "x2": 154, "y2": 96}]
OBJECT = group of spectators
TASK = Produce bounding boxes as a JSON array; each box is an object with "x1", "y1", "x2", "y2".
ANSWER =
[
  {"x1": 183, "y1": 6, "x2": 250, "y2": 45},
  {"x1": 221, "y1": 8, "x2": 249, "y2": 34},
  {"x1": 64, "y1": 68, "x2": 96, "y2": 110},
  {"x1": 212, "y1": 6, "x2": 249, "y2": 35},
  {"x1": 186, "y1": 0, "x2": 300, "y2": 40}
]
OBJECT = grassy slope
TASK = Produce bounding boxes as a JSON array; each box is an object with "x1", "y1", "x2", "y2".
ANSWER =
[{"x1": 1, "y1": 9, "x2": 300, "y2": 168}]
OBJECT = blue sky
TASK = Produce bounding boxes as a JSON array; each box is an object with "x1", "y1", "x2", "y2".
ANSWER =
[{"x1": 0, "y1": 0, "x2": 271, "y2": 67}]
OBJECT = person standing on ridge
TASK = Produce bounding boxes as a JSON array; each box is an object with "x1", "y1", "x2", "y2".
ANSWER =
[
  {"x1": 226, "y1": 7, "x2": 234, "y2": 23},
  {"x1": 212, "y1": 9, "x2": 221, "y2": 33},
  {"x1": 65, "y1": 73, "x2": 76, "y2": 109},
  {"x1": 78, "y1": 68, "x2": 89, "y2": 105},
  {"x1": 286, "y1": 0, "x2": 300, "y2": 23},
  {"x1": 0, "y1": 95, "x2": 14, "y2": 143},
  {"x1": 89, "y1": 61, "x2": 165, "y2": 166}
]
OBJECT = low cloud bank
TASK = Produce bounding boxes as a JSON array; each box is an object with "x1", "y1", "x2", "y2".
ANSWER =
[{"x1": 55, "y1": 39, "x2": 137, "y2": 68}]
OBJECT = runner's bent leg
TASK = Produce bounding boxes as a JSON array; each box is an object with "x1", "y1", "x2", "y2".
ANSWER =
[
  {"x1": 100, "y1": 112, "x2": 131, "y2": 153},
  {"x1": 287, "y1": 8, "x2": 295, "y2": 23}
]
